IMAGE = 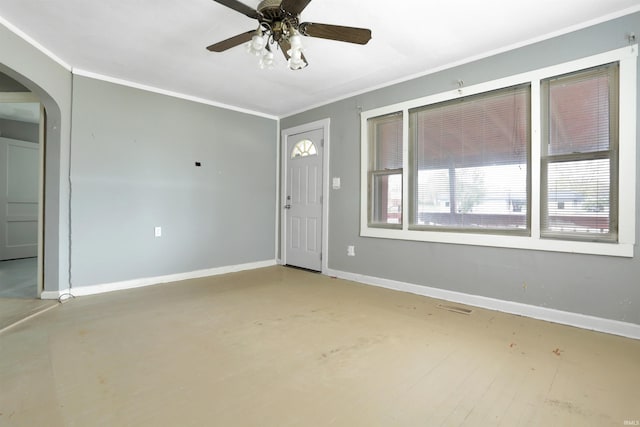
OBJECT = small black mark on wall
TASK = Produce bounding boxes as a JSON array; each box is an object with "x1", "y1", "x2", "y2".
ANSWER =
[{"x1": 195, "y1": 162, "x2": 202, "y2": 167}]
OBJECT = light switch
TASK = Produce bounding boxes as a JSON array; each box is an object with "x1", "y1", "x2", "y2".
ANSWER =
[
  {"x1": 154, "y1": 226, "x2": 162, "y2": 237},
  {"x1": 332, "y1": 177, "x2": 341, "y2": 190}
]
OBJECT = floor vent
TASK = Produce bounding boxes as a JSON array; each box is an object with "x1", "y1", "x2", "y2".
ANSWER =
[{"x1": 436, "y1": 303, "x2": 473, "y2": 315}]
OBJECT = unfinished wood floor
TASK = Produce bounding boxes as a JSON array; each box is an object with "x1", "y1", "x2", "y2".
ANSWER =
[{"x1": 1, "y1": 266, "x2": 639, "y2": 426}]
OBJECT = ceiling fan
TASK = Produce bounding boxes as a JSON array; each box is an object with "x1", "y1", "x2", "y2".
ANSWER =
[{"x1": 206, "y1": 0, "x2": 372, "y2": 70}]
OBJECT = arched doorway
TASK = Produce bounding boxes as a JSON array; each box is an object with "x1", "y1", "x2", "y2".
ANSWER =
[{"x1": 0, "y1": 71, "x2": 43, "y2": 298}]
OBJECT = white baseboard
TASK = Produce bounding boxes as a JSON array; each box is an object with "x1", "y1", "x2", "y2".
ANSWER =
[
  {"x1": 41, "y1": 260, "x2": 276, "y2": 299},
  {"x1": 325, "y1": 268, "x2": 640, "y2": 340},
  {"x1": 41, "y1": 262, "x2": 639, "y2": 339},
  {"x1": 41, "y1": 290, "x2": 69, "y2": 300}
]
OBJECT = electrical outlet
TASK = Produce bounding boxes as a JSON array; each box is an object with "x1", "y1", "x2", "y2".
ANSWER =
[
  {"x1": 154, "y1": 226, "x2": 162, "y2": 237},
  {"x1": 347, "y1": 245, "x2": 355, "y2": 256}
]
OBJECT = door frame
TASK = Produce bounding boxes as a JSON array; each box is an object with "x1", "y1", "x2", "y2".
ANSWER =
[
  {"x1": 280, "y1": 118, "x2": 330, "y2": 273},
  {"x1": 0, "y1": 91, "x2": 44, "y2": 297}
]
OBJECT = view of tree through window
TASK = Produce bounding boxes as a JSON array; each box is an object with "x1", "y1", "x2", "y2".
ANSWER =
[{"x1": 415, "y1": 165, "x2": 527, "y2": 225}]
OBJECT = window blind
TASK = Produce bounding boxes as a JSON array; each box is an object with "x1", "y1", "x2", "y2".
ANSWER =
[
  {"x1": 409, "y1": 84, "x2": 530, "y2": 232},
  {"x1": 541, "y1": 63, "x2": 618, "y2": 240},
  {"x1": 368, "y1": 112, "x2": 403, "y2": 226}
]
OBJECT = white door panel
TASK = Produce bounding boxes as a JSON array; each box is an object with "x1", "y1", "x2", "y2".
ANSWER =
[
  {"x1": 285, "y1": 128, "x2": 323, "y2": 271},
  {"x1": 0, "y1": 137, "x2": 39, "y2": 261}
]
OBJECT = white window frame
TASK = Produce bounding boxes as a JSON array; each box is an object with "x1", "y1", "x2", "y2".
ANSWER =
[{"x1": 360, "y1": 45, "x2": 637, "y2": 257}]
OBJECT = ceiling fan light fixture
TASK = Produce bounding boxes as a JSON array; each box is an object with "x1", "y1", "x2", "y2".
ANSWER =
[
  {"x1": 288, "y1": 31, "x2": 303, "y2": 50},
  {"x1": 286, "y1": 29, "x2": 306, "y2": 70},
  {"x1": 288, "y1": 52, "x2": 306, "y2": 70},
  {"x1": 246, "y1": 29, "x2": 266, "y2": 56},
  {"x1": 259, "y1": 50, "x2": 275, "y2": 69}
]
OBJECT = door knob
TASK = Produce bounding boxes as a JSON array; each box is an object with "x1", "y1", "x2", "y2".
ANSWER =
[{"x1": 284, "y1": 204, "x2": 292, "y2": 209}]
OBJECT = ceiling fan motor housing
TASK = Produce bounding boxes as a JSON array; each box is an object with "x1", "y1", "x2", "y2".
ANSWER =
[
  {"x1": 257, "y1": 0, "x2": 300, "y2": 42},
  {"x1": 258, "y1": 0, "x2": 288, "y2": 20}
]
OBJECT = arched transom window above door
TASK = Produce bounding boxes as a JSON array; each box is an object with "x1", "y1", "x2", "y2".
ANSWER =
[{"x1": 291, "y1": 139, "x2": 317, "y2": 158}]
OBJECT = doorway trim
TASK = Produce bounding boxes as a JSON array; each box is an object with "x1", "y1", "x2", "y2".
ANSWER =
[
  {"x1": 281, "y1": 118, "x2": 330, "y2": 273},
  {"x1": 37, "y1": 104, "x2": 45, "y2": 297}
]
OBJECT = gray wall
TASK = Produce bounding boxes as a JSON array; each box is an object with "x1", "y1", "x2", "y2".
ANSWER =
[
  {"x1": 70, "y1": 76, "x2": 277, "y2": 287},
  {"x1": 0, "y1": 22, "x2": 72, "y2": 293},
  {"x1": 281, "y1": 13, "x2": 640, "y2": 325},
  {"x1": 0, "y1": 118, "x2": 39, "y2": 142},
  {"x1": 1, "y1": 20, "x2": 278, "y2": 292}
]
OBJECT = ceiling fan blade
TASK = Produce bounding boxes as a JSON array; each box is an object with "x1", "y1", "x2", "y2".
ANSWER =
[
  {"x1": 278, "y1": 39, "x2": 309, "y2": 68},
  {"x1": 207, "y1": 29, "x2": 255, "y2": 52},
  {"x1": 211, "y1": 0, "x2": 259, "y2": 19},
  {"x1": 280, "y1": 0, "x2": 312, "y2": 16},
  {"x1": 299, "y1": 22, "x2": 372, "y2": 45},
  {"x1": 278, "y1": 39, "x2": 291, "y2": 60}
]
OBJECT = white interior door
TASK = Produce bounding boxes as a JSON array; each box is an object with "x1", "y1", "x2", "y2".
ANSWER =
[
  {"x1": 0, "y1": 137, "x2": 40, "y2": 261},
  {"x1": 284, "y1": 128, "x2": 323, "y2": 271}
]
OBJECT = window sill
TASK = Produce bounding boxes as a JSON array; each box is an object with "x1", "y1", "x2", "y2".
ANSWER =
[{"x1": 360, "y1": 226, "x2": 634, "y2": 257}]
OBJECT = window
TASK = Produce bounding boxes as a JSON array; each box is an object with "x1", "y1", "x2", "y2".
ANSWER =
[
  {"x1": 367, "y1": 112, "x2": 403, "y2": 227},
  {"x1": 541, "y1": 63, "x2": 618, "y2": 241},
  {"x1": 360, "y1": 46, "x2": 637, "y2": 257},
  {"x1": 291, "y1": 139, "x2": 317, "y2": 158},
  {"x1": 410, "y1": 84, "x2": 530, "y2": 234}
]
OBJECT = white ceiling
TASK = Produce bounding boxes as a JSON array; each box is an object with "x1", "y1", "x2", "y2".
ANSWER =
[{"x1": 1, "y1": 0, "x2": 639, "y2": 118}]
